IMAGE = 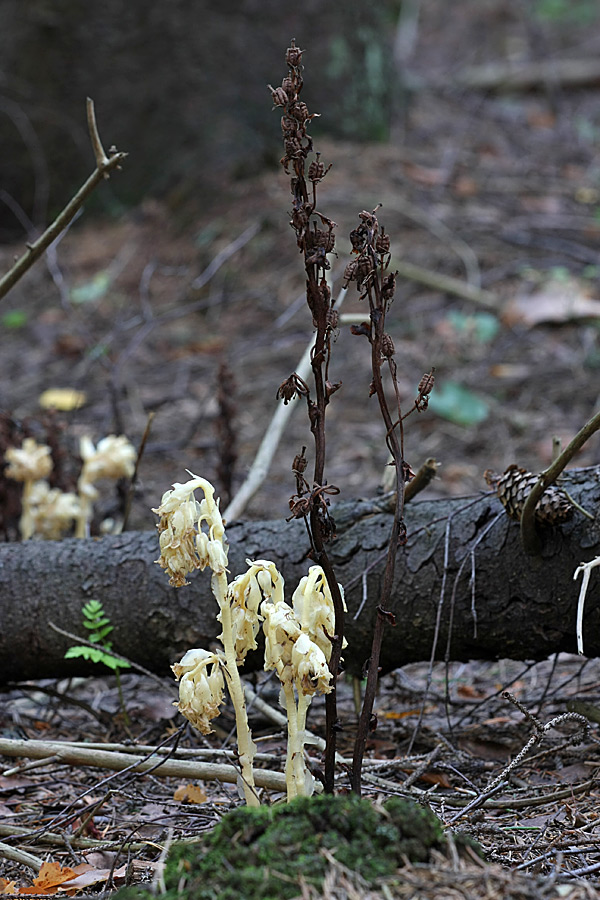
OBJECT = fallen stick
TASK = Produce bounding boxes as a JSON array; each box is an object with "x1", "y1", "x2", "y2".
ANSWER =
[{"x1": 0, "y1": 738, "x2": 287, "y2": 793}]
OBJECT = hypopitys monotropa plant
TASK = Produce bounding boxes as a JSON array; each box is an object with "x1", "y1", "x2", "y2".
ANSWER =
[
  {"x1": 5, "y1": 437, "x2": 84, "y2": 540},
  {"x1": 4, "y1": 434, "x2": 136, "y2": 540},
  {"x1": 153, "y1": 472, "x2": 345, "y2": 803},
  {"x1": 263, "y1": 565, "x2": 346, "y2": 799}
]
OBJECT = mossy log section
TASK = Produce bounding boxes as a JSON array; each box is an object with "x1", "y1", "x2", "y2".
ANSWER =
[{"x1": 0, "y1": 467, "x2": 599, "y2": 685}]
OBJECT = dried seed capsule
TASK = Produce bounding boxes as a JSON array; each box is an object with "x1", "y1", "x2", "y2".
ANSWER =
[
  {"x1": 343, "y1": 260, "x2": 359, "y2": 285},
  {"x1": 381, "y1": 333, "x2": 395, "y2": 358},
  {"x1": 281, "y1": 76, "x2": 295, "y2": 98},
  {"x1": 350, "y1": 226, "x2": 367, "y2": 253},
  {"x1": 286, "y1": 43, "x2": 303, "y2": 67},
  {"x1": 418, "y1": 370, "x2": 435, "y2": 397},
  {"x1": 269, "y1": 85, "x2": 288, "y2": 107}
]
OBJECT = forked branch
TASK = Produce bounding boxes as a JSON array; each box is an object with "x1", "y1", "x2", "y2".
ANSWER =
[{"x1": 0, "y1": 98, "x2": 127, "y2": 302}]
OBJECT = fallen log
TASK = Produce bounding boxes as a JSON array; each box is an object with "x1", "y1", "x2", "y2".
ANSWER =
[
  {"x1": 1, "y1": 467, "x2": 599, "y2": 685},
  {"x1": 437, "y1": 58, "x2": 600, "y2": 92}
]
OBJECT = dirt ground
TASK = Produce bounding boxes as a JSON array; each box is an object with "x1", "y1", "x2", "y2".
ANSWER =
[{"x1": 3, "y1": 1, "x2": 600, "y2": 896}]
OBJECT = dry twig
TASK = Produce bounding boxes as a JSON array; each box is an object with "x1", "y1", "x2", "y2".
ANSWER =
[{"x1": 0, "y1": 99, "x2": 127, "y2": 302}]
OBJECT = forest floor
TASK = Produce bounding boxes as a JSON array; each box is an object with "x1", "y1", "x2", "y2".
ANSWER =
[{"x1": 3, "y1": 1, "x2": 600, "y2": 896}]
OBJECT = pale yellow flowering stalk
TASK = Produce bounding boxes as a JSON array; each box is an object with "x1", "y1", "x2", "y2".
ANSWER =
[
  {"x1": 76, "y1": 435, "x2": 136, "y2": 537},
  {"x1": 5, "y1": 438, "x2": 54, "y2": 539},
  {"x1": 154, "y1": 475, "x2": 347, "y2": 804},
  {"x1": 262, "y1": 563, "x2": 344, "y2": 801},
  {"x1": 291, "y1": 565, "x2": 347, "y2": 742},
  {"x1": 153, "y1": 474, "x2": 259, "y2": 806}
]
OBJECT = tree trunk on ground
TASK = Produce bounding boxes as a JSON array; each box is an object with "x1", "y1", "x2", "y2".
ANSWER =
[{"x1": 1, "y1": 468, "x2": 599, "y2": 685}]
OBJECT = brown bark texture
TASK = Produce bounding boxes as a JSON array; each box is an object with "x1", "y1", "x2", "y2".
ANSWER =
[{"x1": 1, "y1": 467, "x2": 599, "y2": 686}]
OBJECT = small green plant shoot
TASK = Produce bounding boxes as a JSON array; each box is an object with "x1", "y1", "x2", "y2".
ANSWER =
[
  {"x1": 64, "y1": 600, "x2": 131, "y2": 721},
  {"x1": 64, "y1": 599, "x2": 130, "y2": 671}
]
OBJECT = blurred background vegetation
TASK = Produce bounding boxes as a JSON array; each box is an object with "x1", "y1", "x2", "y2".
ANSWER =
[{"x1": 0, "y1": 0, "x2": 401, "y2": 239}]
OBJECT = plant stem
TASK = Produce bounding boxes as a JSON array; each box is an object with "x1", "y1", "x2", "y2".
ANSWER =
[
  {"x1": 520, "y1": 407, "x2": 600, "y2": 555},
  {"x1": 214, "y1": 572, "x2": 259, "y2": 806},
  {"x1": 282, "y1": 681, "x2": 300, "y2": 800},
  {"x1": 114, "y1": 669, "x2": 130, "y2": 726},
  {"x1": 346, "y1": 223, "x2": 405, "y2": 794}
]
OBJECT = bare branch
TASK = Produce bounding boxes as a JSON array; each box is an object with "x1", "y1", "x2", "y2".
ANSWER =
[
  {"x1": 0, "y1": 100, "x2": 127, "y2": 303},
  {"x1": 224, "y1": 286, "x2": 347, "y2": 522},
  {"x1": 86, "y1": 97, "x2": 110, "y2": 168},
  {"x1": 520, "y1": 408, "x2": 600, "y2": 555}
]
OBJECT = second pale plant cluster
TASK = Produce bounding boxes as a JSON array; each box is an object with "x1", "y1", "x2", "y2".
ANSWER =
[
  {"x1": 153, "y1": 473, "x2": 346, "y2": 803},
  {"x1": 4, "y1": 435, "x2": 136, "y2": 539}
]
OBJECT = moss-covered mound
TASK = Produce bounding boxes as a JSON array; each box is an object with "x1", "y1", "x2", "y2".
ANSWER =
[{"x1": 116, "y1": 794, "x2": 450, "y2": 900}]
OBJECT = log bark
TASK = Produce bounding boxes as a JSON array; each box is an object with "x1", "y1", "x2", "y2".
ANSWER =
[
  {"x1": 1, "y1": 467, "x2": 599, "y2": 685},
  {"x1": 440, "y1": 58, "x2": 600, "y2": 92}
]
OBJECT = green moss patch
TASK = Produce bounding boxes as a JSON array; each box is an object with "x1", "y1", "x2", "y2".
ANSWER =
[{"x1": 116, "y1": 794, "x2": 453, "y2": 900}]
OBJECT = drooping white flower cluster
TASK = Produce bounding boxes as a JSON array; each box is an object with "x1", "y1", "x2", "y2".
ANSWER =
[
  {"x1": 4, "y1": 438, "x2": 79, "y2": 540},
  {"x1": 27, "y1": 481, "x2": 81, "y2": 541},
  {"x1": 172, "y1": 647, "x2": 225, "y2": 735},
  {"x1": 5, "y1": 433, "x2": 137, "y2": 540},
  {"x1": 153, "y1": 474, "x2": 228, "y2": 587},
  {"x1": 155, "y1": 474, "x2": 347, "y2": 804},
  {"x1": 261, "y1": 563, "x2": 346, "y2": 799},
  {"x1": 76, "y1": 435, "x2": 137, "y2": 537},
  {"x1": 156, "y1": 474, "x2": 259, "y2": 805},
  {"x1": 4, "y1": 438, "x2": 53, "y2": 483}
]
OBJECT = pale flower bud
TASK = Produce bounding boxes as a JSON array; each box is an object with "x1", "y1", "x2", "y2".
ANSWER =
[
  {"x1": 171, "y1": 647, "x2": 225, "y2": 734},
  {"x1": 195, "y1": 531, "x2": 209, "y2": 564},
  {"x1": 291, "y1": 631, "x2": 332, "y2": 696},
  {"x1": 5, "y1": 438, "x2": 53, "y2": 482},
  {"x1": 262, "y1": 599, "x2": 302, "y2": 682},
  {"x1": 208, "y1": 539, "x2": 228, "y2": 575},
  {"x1": 172, "y1": 647, "x2": 215, "y2": 678},
  {"x1": 292, "y1": 565, "x2": 347, "y2": 661}
]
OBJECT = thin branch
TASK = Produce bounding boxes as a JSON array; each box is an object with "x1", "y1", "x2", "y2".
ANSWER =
[
  {"x1": 224, "y1": 286, "x2": 347, "y2": 522},
  {"x1": 0, "y1": 840, "x2": 43, "y2": 873},
  {"x1": 47, "y1": 621, "x2": 175, "y2": 695},
  {"x1": 191, "y1": 222, "x2": 260, "y2": 290},
  {"x1": 0, "y1": 100, "x2": 127, "y2": 302},
  {"x1": 0, "y1": 737, "x2": 288, "y2": 793},
  {"x1": 86, "y1": 97, "x2": 109, "y2": 168},
  {"x1": 121, "y1": 411, "x2": 155, "y2": 531},
  {"x1": 520, "y1": 408, "x2": 600, "y2": 555}
]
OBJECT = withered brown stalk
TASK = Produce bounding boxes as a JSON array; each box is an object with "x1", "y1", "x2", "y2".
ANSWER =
[
  {"x1": 270, "y1": 41, "x2": 345, "y2": 793},
  {"x1": 344, "y1": 211, "x2": 433, "y2": 794}
]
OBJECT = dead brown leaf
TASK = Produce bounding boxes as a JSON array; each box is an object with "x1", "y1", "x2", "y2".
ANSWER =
[
  {"x1": 503, "y1": 277, "x2": 600, "y2": 327},
  {"x1": 173, "y1": 783, "x2": 208, "y2": 804},
  {"x1": 20, "y1": 861, "x2": 77, "y2": 894}
]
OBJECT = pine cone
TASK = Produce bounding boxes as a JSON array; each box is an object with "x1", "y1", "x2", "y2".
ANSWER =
[{"x1": 484, "y1": 465, "x2": 574, "y2": 525}]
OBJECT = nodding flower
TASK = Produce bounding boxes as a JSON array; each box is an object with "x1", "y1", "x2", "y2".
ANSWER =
[
  {"x1": 4, "y1": 438, "x2": 53, "y2": 483},
  {"x1": 153, "y1": 473, "x2": 228, "y2": 587},
  {"x1": 172, "y1": 647, "x2": 225, "y2": 735}
]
